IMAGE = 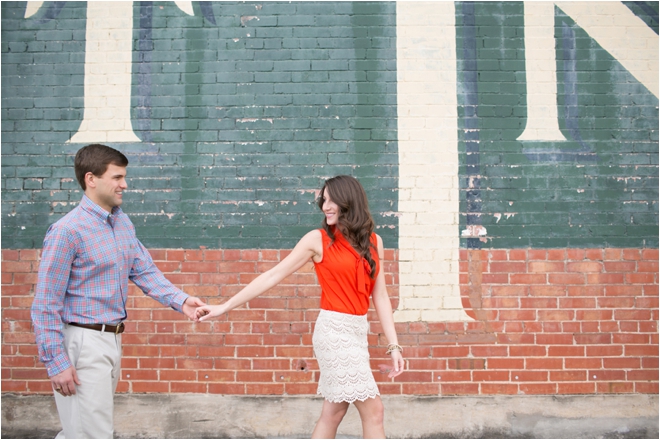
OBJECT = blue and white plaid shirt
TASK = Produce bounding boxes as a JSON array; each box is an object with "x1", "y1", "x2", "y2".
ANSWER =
[{"x1": 31, "y1": 195, "x2": 189, "y2": 376}]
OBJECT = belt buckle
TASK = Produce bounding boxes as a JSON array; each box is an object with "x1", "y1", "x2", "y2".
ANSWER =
[{"x1": 115, "y1": 322, "x2": 125, "y2": 334}]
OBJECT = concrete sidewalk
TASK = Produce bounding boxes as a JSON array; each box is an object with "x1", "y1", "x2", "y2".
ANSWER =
[{"x1": 2, "y1": 394, "x2": 658, "y2": 438}]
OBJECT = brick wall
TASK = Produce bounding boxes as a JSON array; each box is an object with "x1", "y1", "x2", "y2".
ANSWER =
[
  {"x1": 1, "y1": 1, "x2": 658, "y2": 399},
  {"x1": 2, "y1": 247, "x2": 657, "y2": 395}
]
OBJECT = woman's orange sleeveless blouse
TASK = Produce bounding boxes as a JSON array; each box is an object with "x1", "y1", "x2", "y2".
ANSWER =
[{"x1": 314, "y1": 228, "x2": 380, "y2": 316}]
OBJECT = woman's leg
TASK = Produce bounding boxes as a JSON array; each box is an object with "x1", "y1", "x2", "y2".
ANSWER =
[
  {"x1": 312, "y1": 400, "x2": 350, "y2": 439},
  {"x1": 353, "y1": 396, "x2": 385, "y2": 439}
]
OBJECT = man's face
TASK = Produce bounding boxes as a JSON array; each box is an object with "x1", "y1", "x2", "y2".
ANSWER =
[{"x1": 86, "y1": 163, "x2": 128, "y2": 213}]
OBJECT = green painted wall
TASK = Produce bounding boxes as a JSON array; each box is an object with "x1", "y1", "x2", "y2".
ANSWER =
[{"x1": 1, "y1": 1, "x2": 657, "y2": 250}]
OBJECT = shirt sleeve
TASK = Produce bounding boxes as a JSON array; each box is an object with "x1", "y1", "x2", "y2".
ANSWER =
[
  {"x1": 31, "y1": 224, "x2": 75, "y2": 377},
  {"x1": 129, "y1": 239, "x2": 189, "y2": 311}
]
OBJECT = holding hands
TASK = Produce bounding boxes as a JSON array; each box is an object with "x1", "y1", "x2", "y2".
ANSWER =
[{"x1": 194, "y1": 303, "x2": 228, "y2": 322}]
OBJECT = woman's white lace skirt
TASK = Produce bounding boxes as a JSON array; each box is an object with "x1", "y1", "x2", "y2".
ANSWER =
[{"x1": 312, "y1": 309, "x2": 380, "y2": 403}]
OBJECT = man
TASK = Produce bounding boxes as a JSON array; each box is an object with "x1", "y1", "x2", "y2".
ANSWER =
[{"x1": 31, "y1": 144, "x2": 206, "y2": 438}]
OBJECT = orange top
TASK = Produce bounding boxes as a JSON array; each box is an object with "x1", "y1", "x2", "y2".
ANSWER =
[{"x1": 314, "y1": 227, "x2": 380, "y2": 316}]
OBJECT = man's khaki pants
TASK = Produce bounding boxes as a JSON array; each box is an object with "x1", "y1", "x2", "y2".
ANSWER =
[{"x1": 54, "y1": 324, "x2": 122, "y2": 439}]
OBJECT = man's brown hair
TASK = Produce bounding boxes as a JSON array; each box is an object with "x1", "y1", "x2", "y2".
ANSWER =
[{"x1": 74, "y1": 144, "x2": 129, "y2": 190}]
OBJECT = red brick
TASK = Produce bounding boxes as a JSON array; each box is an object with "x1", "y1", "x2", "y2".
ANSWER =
[
  {"x1": 402, "y1": 383, "x2": 440, "y2": 395},
  {"x1": 641, "y1": 357, "x2": 659, "y2": 368},
  {"x1": 557, "y1": 382, "x2": 595, "y2": 394},
  {"x1": 482, "y1": 273, "x2": 508, "y2": 284},
  {"x1": 620, "y1": 249, "x2": 641, "y2": 260},
  {"x1": 528, "y1": 261, "x2": 564, "y2": 273},
  {"x1": 564, "y1": 358, "x2": 602, "y2": 369},
  {"x1": 644, "y1": 284, "x2": 659, "y2": 296},
  {"x1": 487, "y1": 358, "x2": 525, "y2": 370},
  {"x1": 11, "y1": 369, "x2": 49, "y2": 380},
  {"x1": 575, "y1": 310, "x2": 612, "y2": 321},
  {"x1": 567, "y1": 262, "x2": 602, "y2": 273},
  {"x1": 559, "y1": 298, "x2": 596, "y2": 309},
  {"x1": 586, "y1": 345, "x2": 623, "y2": 356},
  {"x1": 245, "y1": 383, "x2": 285, "y2": 394},
  {"x1": 487, "y1": 250, "x2": 507, "y2": 260},
  {"x1": 2, "y1": 378, "x2": 29, "y2": 392},
  {"x1": 435, "y1": 370, "x2": 470, "y2": 382},
  {"x1": 509, "y1": 346, "x2": 547, "y2": 357},
  {"x1": 208, "y1": 383, "x2": 245, "y2": 394},
  {"x1": 122, "y1": 368, "x2": 158, "y2": 381},
  {"x1": 614, "y1": 309, "x2": 651, "y2": 320},
  {"x1": 284, "y1": 383, "x2": 318, "y2": 394},
  {"x1": 132, "y1": 381, "x2": 170, "y2": 393},
  {"x1": 2, "y1": 261, "x2": 33, "y2": 273},
  {"x1": 597, "y1": 297, "x2": 634, "y2": 308},
  {"x1": 481, "y1": 383, "x2": 518, "y2": 394},
  {"x1": 526, "y1": 358, "x2": 563, "y2": 370},
  {"x1": 627, "y1": 370, "x2": 659, "y2": 381},
  {"x1": 447, "y1": 359, "x2": 486, "y2": 370},
  {"x1": 490, "y1": 285, "x2": 528, "y2": 297},
  {"x1": 641, "y1": 248, "x2": 658, "y2": 260},
  {"x1": 171, "y1": 382, "x2": 207, "y2": 393},
  {"x1": 574, "y1": 333, "x2": 612, "y2": 344},
  {"x1": 519, "y1": 383, "x2": 557, "y2": 394},
  {"x1": 551, "y1": 370, "x2": 587, "y2": 381},
  {"x1": 587, "y1": 273, "x2": 625, "y2": 284},
  {"x1": 635, "y1": 382, "x2": 659, "y2": 393},
  {"x1": 638, "y1": 261, "x2": 658, "y2": 272},
  {"x1": 158, "y1": 368, "x2": 196, "y2": 381},
  {"x1": 432, "y1": 346, "x2": 470, "y2": 358},
  {"x1": 508, "y1": 249, "x2": 527, "y2": 261},
  {"x1": 583, "y1": 249, "x2": 603, "y2": 260},
  {"x1": 499, "y1": 310, "x2": 536, "y2": 321},
  {"x1": 527, "y1": 250, "x2": 547, "y2": 260},
  {"x1": 625, "y1": 345, "x2": 659, "y2": 356},
  {"x1": 512, "y1": 371, "x2": 548, "y2": 382},
  {"x1": 548, "y1": 273, "x2": 585, "y2": 284},
  {"x1": 520, "y1": 298, "x2": 557, "y2": 309},
  {"x1": 568, "y1": 285, "x2": 604, "y2": 297},
  {"x1": 529, "y1": 285, "x2": 567, "y2": 297},
  {"x1": 2, "y1": 250, "x2": 20, "y2": 261},
  {"x1": 538, "y1": 310, "x2": 574, "y2": 321},
  {"x1": 275, "y1": 371, "x2": 314, "y2": 382},
  {"x1": 596, "y1": 382, "x2": 634, "y2": 393},
  {"x1": 490, "y1": 262, "x2": 527, "y2": 273},
  {"x1": 613, "y1": 334, "x2": 651, "y2": 344},
  {"x1": 441, "y1": 383, "x2": 479, "y2": 395},
  {"x1": 510, "y1": 274, "x2": 546, "y2": 284},
  {"x1": 605, "y1": 285, "x2": 643, "y2": 296},
  {"x1": 604, "y1": 261, "x2": 636, "y2": 272}
]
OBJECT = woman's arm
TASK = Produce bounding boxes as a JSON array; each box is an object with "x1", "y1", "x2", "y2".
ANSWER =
[
  {"x1": 371, "y1": 234, "x2": 405, "y2": 378},
  {"x1": 195, "y1": 229, "x2": 322, "y2": 321}
]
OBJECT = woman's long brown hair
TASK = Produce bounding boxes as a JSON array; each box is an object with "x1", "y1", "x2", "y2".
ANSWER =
[{"x1": 317, "y1": 175, "x2": 377, "y2": 279}]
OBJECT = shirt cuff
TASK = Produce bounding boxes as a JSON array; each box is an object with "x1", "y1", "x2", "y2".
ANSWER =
[
  {"x1": 46, "y1": 353, "x2": 72, "y2": 377},
  {"x1": 171, "y1": 292, "x2": 189, "y2": 312}
]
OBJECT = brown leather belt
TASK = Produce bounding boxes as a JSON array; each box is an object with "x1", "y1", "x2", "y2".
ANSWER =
[{"x1": 68, "y1": 322, "x2": 125, "y2": 334}]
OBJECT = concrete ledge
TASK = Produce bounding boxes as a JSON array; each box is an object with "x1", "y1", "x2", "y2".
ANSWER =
[{"x1": 2, "y1": 393, "x2": 658, "y2": 438}]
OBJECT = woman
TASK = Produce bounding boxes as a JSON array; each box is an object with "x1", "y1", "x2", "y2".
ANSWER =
[{"x1": 195, "y1": 175, "x2": 404, "y2": 439}]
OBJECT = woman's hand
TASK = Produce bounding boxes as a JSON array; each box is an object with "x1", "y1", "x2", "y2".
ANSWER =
[
  {"x1": 194, "y1": 304, "x2": 228, "y2": 322},
  {"x1": 388, "y1": 350, "x2": 404, "y2": 378}
]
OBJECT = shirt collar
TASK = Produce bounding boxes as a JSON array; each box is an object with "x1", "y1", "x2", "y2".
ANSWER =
[{"x1": 79, "y1": 194, "x2": 123, "y2": 222}]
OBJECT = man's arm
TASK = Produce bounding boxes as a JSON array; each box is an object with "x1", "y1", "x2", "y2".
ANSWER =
[
  {"x1": 129, "y1": 239, "x2": 205, "y2": 318},
  {"x1": 31, "y1": 224, "x2": 76, "y2": 378}
]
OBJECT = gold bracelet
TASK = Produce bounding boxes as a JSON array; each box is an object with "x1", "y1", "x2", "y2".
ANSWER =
[{"x1": 386, "y1": 343, "x2": 402, "y2": 355}]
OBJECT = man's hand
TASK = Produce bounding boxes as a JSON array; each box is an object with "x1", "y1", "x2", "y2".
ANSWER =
[
  {"x1": 50, "y1": 366, "x2": 81, "y2": 397},
  {"x1": 182, "y1": 296, "x2": 206, "y2": 320}
]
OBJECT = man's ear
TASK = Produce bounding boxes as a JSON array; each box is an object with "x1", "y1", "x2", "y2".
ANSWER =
[{"x1": 85, "y1": 172, "x2": 96, "y2": 189}]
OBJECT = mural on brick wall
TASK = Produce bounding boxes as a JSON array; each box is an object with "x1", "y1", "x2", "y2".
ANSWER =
[{"x1": 2, "y1": 2, "x2": 658, "y2": 396}]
